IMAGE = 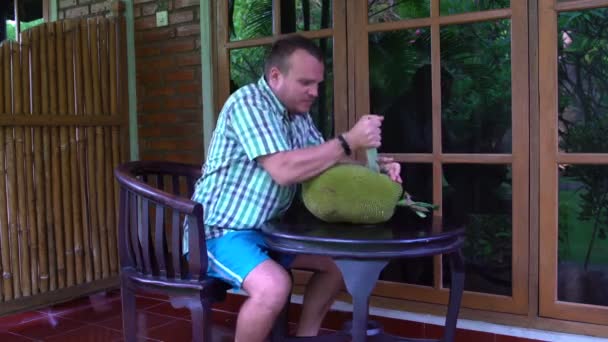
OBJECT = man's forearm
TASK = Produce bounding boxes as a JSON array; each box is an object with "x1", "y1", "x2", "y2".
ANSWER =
[{"x1": 258, "y1": 138, "x2": 346, "y2": 185}]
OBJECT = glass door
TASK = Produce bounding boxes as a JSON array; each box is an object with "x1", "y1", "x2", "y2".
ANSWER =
[
  {"x1": 539, "y1": 0, "x2": 608, "y2": 325},
  {"x1": 350, "y1": 0, "x2": 529, "y2": 313}
]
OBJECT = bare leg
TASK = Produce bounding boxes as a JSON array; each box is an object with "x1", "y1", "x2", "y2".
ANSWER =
[
  {"x1": 235, "y1": 260, "x2": 292, "y2": 342},
  {"x1": 291, "y1": 255, "x2": 344, "y2": 336}
]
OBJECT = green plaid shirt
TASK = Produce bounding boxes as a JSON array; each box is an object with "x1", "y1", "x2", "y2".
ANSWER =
[{"x1": 183, "y1": 76, "x2": 324, "y2": 253}]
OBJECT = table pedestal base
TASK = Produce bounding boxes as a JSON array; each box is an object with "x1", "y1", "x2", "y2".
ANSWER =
[{"x1": 272, "y1": 251, "x2": 464, "y2": 342}]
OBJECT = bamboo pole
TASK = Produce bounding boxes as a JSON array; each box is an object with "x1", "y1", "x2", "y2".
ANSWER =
[
  {"x1": 57, "y1": 20, "x2": 75, "y2": 287},
  {"x1": 0, "y1": 44, "x2": 13, "y2": 301},
  {"x1": 99, "y1": 18, "x2": 117, "y2": 275},
  {"x1": 75, "y1": 20, "x2": 92, "y2": 283},
  {"x1": 90, "y1": 18, "x2": 109, "y2": 280},
  {"x1": 31, "y1": 26, "x2": 49, "y2": 293},
  {"x1": 81, "y1": 19, "x2": 101, "y2": 281},
  {"x1": 109, "y1": 18, "x2": 120, "y2": 215},
  {"x1": 0, "y1": 123, "x2": 7, "y2": 301},
  {"x1": 5, "y1": 42, "x2": 22, "y2": 299},
  {"x1": 65, "y1": 20, "x2": 84, "y2": 286},
  {"x1": 20, "y1": 29, "x2": 38, "y2": 296},
  {"x1": 13, "y1": 29, "x2": 33, "y2": 298},
  {"x1": 107, "y1": 19, "x2": 118, "y2": 275},
  {"x1": 48, "y1": 22, "x2": 66, "y2": 289},
  {"x1": 40, "y1": 23, "x2": 57, "y2": 291}
]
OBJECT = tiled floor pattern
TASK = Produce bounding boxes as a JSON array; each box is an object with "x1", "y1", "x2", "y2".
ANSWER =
[{"x1": 0, "y1": 289, "x2": 545, "y2": 341}]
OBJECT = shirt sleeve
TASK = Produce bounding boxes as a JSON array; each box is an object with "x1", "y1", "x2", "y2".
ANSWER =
[
  {"x1": 229, "y1": 95, "x2": 291, "y2": 161},
  {"x1": 304, "y1": 114, "x2": 325, "y2": 147}
]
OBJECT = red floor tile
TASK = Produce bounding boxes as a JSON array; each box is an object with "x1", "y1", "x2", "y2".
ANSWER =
[
  {"x1": 135, "y1": 289, "x2": 170, "y2": 302},
  {"x1": 496, "y1": 335, "x2": 547, "y2": 342},
  {"x1": 0, "y1": 311, "x2": 44, "y2": 331},
  {"x1": 425, "y1": 324, "x2": 496, "y2": 342},
  {"x1": 145, "y1": 319, "x2": 235, "y2": 341},
  {"x1": 142, "y1": 302, "x2": 192, "y2": 320},
  {"x1": 0, "y1": 331, "x2": 36, "y2": 341},
  {"x1": 7, "y1": 316, "x2": 86, "y2": 340},
  {"x1": 42, "y1": 324, "x2": 123, "y2": 341},
  {"x1": 95, "y1": 311, "x2": 176, "y2": 332},
  {"x1": 381, "y1": 317, "x2": 425, "y2": 339},
  {"x1": 57, "y1": 296, "x2": 165, "y2": 324}
]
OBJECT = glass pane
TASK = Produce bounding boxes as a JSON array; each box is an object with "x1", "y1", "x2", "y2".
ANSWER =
[
  {"x1": 557, "y1": 9, "x2": 608, "y2": 154},
  {"x1": 441, "y1": 19, "x2": 512, "y2": 154},
  {"x1": 282, "y1": 0, "x2": 333, "y2": 33},
  {"x1": 368, "y1": 0, "x2": 430, "y2": 23},
  {"x1": 310, "y1": 38, "x2": 334, "y2": 139},
  {"x1": 230, "y1": 45, "x2": 271, "y2": 92},
  {"x1": 440, "y1": 0, "x2": 509, "y2": 16},
  {"x1": 380, "y1": 163, "x2": 434, "y2": 286},
  {"x1": 229, "y1": 0, "x2": 273, "y2": 41},
  {"x1": 229, "y1": 39, "x2": 334, "y2": 139},
  {"x1": 442, "y1": 164, "x2": 512, "y2": 296},
  {"x1": 558, "y1": 164, "x2": 608, "y2": 306},
  {"x1": 368, "y1": 28, "x2": 432, "y2": 153}
]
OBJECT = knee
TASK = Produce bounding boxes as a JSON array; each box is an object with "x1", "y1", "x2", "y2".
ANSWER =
[
  {"x1": 247, "y1": 267, "x2": 292, "y2": 312},
  {"x1": 318, "y1": 258, "x2": 344, "y2": 290}
]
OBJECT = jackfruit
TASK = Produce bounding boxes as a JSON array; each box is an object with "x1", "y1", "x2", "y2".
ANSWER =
[
  {"x1": 301, "y1": 163, "x2": 438, "y2": 224},
  {"x1": 302, "y1": 164, "x2": 403, "y2": 224}
]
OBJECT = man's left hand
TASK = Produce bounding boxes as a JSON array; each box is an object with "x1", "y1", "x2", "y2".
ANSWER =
[{"x1": 378, "y1": 156, "x2": 402, "y2": 183}]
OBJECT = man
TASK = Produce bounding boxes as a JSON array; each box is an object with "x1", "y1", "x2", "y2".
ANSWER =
[{"x1": 186, "y1": 34, "x2": 401, "y2": 341}]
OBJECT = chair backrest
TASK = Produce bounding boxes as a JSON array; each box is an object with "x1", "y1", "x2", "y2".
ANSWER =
[{"x1": 114, "y1": 160, "x2": 207, "y2": 282}]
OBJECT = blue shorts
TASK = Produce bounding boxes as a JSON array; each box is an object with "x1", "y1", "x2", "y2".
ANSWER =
[{"x1": 204, "y1": 230, "x2": 295, "y2": 290}]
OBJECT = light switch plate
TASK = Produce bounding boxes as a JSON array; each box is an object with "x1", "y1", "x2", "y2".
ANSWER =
[{"x1": 156, "y1": 11, "x2": 168, "y2": 27}]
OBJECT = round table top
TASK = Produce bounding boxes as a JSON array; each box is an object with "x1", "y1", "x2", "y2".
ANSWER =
[{"x1": 260, "y1": 208, "x2": 465, "y2": 259}]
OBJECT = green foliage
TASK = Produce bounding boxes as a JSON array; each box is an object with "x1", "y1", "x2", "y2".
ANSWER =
[
  {"x1": 440, "y1": 0, "x2": 509, "y2": 15},
  {"x1": 557, "y1": 8, "x2": 608, "y2": 269},
  {"x1": 5, "y1": 19, "x2": 44, "y2": 41},
  {"x1": 368, "y1": 0, "x2": 430, "y2": 22},
  {"x1": 463, "y1": 214, "x2": 511, "y2": 267},
  {"x1": 440, "y1": 19, "x2": 512, "y2": 153}
]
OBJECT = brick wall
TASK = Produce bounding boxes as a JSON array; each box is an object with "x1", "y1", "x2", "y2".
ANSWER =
[
  {"x1": 59, "y1": 0, "x2": 205, "y2": 165},
  {"x1": 134, "y1": 0, "x2": 203, "y2": 164},
  {"x1": 59, "y1": 0, "x2": 113, "y2": 19}
]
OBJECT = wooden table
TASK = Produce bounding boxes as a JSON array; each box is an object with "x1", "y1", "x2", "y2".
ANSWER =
[{"x1": 262, "y1": 209, "x2": 465, "y2": 342}]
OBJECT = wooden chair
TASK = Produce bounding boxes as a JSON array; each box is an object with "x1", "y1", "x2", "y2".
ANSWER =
[{"x1": 114, "y1": 160, "x2": 231, "y2": 342}]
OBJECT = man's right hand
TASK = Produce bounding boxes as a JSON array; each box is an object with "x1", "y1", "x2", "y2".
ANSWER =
[{"x1": 343, "y1": 114, "x2": 383, "y2": 150}]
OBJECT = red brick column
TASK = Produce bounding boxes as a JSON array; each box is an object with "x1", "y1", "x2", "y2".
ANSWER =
[{"x1": 134, "y1": 0, "x2": 204, "y2": 164}]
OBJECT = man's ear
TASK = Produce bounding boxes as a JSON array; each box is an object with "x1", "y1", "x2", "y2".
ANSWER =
[{"x1": 268, "y1": 66, "x2": 281, "y2": 83}]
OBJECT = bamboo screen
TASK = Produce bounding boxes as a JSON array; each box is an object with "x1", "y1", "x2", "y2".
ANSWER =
[{"x1": 0, "y1": 17, "x2": 128, "y2": 309}]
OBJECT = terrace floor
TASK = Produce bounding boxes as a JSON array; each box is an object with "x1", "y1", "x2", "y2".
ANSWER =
[{"x1": 0, "y1": 288, "x2": 549, "y2": 342}]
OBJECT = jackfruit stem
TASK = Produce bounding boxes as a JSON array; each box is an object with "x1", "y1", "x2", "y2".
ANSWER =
[{"x1": 366, "y1": 148, "x2": 380, "y2": 172}]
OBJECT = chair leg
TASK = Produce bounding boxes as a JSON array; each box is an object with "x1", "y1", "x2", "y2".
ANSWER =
[
  {"x1": 121, "y1": 282, "x2": 137, "y2": 342},
  {"x1": 191, "y1": 297, "x2": 212, "y2": 342}
]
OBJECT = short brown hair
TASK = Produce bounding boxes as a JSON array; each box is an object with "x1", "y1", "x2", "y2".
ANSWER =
[{"x1": 264, "y1": 34, "x2": 324, "y2": 76}]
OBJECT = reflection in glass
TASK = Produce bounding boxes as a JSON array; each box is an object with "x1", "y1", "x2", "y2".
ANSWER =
[
  {"x1": 230, "y1": 45, "x2": 271, "y2": 91},
  {"x1": 558, "y1": 9, "x2": 608, "y2": 154},
  {"x1": 380, "y1": 163, "x2": 434, "y2": 286},
  {"x1": 229, "y1": 39, "x2": 334, "y2": 139},
  {"x1": 442, "y1": 164, "x2": 512, "y2": 296},
  {"x1": 368, "y1": 0, "x2": 430, "y2": 23},
  {"x1": 441, "y1": 20, "x2": 512, "y2": 154},
  {"x1": 229, "y1": 0, "x2": 273, "y2": 41},
  {"x1": 558, "y1": 165, "x2": 608, "y2": 306},
  {"x1": 440, "y1": 0, "x2": 509, "y2": 16},
  {"x1": 282, "y1": 0, "x2": 333, "y2": 33},
  {"x1": 368, "y1": 28, "x2": 432, "y2": 153},
  {"x1": 309, "y1": 38, "x2": 334, "y2": 139}
]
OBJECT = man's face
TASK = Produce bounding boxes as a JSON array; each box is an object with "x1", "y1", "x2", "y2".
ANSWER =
[{"x1": 269, "y1": 49, "x2": 324, "y2": 114}]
